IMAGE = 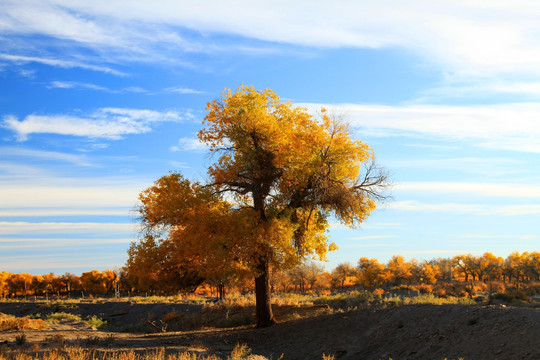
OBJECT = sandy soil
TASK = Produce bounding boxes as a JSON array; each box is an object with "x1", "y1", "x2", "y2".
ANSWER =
[{"x1": 1, "y1": 301, "x2": 539, "y2": 359}]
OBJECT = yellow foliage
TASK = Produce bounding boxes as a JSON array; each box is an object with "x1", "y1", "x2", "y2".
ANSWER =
[{"x1": 135, "y1": 86, "x2": 387, "y2": 323}]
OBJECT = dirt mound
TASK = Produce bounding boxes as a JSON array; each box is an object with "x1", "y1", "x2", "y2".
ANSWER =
[
  {"x1": 161, "y1": 304, "x2": 538, "y2": 359},
  {"x1": 0, "y1": 302, "x2": 538, "y2": 359}
]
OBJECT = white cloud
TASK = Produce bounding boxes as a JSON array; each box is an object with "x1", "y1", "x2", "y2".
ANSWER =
[
  {"x1": 4, "y1": 1, "x2": 540, "y2": 82},
  {"x1": 47, "y1": 81, "x2": 110, "y2": 91},
  {"x1": 396, "y1": 182, "x2": 540, "y2": 198},
  {"x1": 0, "y1": 176, "x2": 146, "y2": 215},
  {"x1": 0, "y1": 254, "x2": 127, "y2": 272},
  {"x1": 0, "y1": 209, "x2": 128, "y2": 217},
  {"x1": 47, "y1": 81, "x2": 150, "y2": 93},
  {"x1": 389, "y1": 200, "x2": 540, "y2": 216},
  {"x1": 389, "y1": 201, "x2": 484, "y2": 213},
  {"x1": 300, "y1": 102, "x2": 540, "y2": 153},
  {"x1": 0, "y1": 221, "x2": 135, "y2": 236},
  {"x1": 2, "y1": 108, "x2": 185, "y2": 141},
  {"x1": 387, "y1": 157, "x2": 524, "y2": 177},
  {"x1": 164, "y1": 87, "x2": 204, "y2": 94},
  {"x1": 168, "y1": 161, "x2": 190, "y2": 169},
  {"x1": 0, "y1": 53, "x2": 125, "y2": 76},
  {"x1": 399, "y1": 250, "x2": 482, "y2": 257},
  {"x1": 170, "y1": 137, "x2": 208, "y2": 152},
  {"x1": 3, "y1": 2, "x2": 540, "y2": 70},
  {"x1": 0, "y1": 147, "x2": 91, "y2": 166},
  {"x1": 345, "y1": 235, "x2": 395, "y2": 241}
]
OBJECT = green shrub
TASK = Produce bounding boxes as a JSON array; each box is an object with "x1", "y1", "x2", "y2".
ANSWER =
[
  {"x1": 46, "y1": 312, "x2": 82, "y2": 323},
  {"x1": 86, "y1": 315, "x2": 107, "y2": 329}
]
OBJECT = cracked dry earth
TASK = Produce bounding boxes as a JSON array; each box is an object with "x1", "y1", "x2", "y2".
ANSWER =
[{"x1": 1, "y1": 302, "x2": 539, "y2": 359}]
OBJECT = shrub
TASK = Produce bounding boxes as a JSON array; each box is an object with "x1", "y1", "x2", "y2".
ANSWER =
[
  {"x1": 0, "y1": 313, "x2": 47, "y2": 331},
  {"x1": 46, "y1": 312, "x2": 82, "y2": 323},
  {"x1": 86, "y1": 315, "x2": 107, "y2": 329},
  {"x1": 416, "y1": 283, "x2": 433, "y2": 294},
  {"x1": 490, "y1": 281, "x2": 506, "y2": 294},
  {"x1": 228, "y1": 344, "x2": 251, "y2": 360},
  {"x1": 14, "y1": 333, "x2": 26, "y2": 347}
]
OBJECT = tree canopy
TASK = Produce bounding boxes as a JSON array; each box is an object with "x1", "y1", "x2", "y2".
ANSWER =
[{"x1": 132, "y1": 85, "x2": 388, "y2": 326}]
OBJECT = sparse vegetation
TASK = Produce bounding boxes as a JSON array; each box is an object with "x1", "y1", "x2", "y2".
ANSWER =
[
  {"x1": 85, "y1": 315, "x2": 107, "y2": 329},
  {"x1": 0, "y1": 313, "x2": 48, "y2": 331},
  {"x1": 0, "y1": 344, "x2": 264, "y2": 360},
  {"x1": 14, "y1": 333, "x2": 26, "y2": 347},
  {"x1": 46, "y1": 312, "x2": 83, "y2": 323}
]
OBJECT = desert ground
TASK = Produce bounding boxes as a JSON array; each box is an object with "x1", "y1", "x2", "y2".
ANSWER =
[{"x1": 1, "y1": 300, "x2": 539, "y2": 359}]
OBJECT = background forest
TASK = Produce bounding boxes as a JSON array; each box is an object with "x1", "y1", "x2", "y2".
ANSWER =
[{"x1": 2, "y1": 251, "x2": 538, "y2": 301}]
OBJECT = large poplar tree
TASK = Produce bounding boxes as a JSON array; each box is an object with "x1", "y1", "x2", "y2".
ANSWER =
[{"x1": 135, "y1": 86, "x2": 388, "y2": 327}]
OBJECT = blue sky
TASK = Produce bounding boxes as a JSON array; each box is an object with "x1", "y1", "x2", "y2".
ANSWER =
[{"x1": 1, "y1": 1, "x2": 539, "y2": 274}]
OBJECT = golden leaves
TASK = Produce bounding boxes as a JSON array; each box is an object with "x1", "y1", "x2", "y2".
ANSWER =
[{"x1": 136, "y1": 86, "x2": 387, "y2": 283}]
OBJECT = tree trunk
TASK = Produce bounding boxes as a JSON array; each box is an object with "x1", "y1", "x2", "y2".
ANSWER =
[{"x1": 254, "y1": 259, "x2": 276, "y2": 328}]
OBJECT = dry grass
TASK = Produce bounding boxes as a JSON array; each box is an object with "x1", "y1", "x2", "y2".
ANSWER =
[
  {"x1": 0, "y1": 313, "x2": 48, "y2": 331},
  {"x1": 0, "y1": 345, "x2": 260, "y2": 360}
]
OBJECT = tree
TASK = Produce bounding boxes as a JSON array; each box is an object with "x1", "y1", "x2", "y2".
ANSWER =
[
  {"x1": 478, "y1": 252, "x2": 504, "y2": 282},
  {"x1": 126, "y1": 235, "x2": 204, "y2": 294},
  {"x1": 304, "y1": 262, "x2": 326, "y2": 291},
  {"x1": 357, "y1": 257, "x2": 386, "y2": 288},
  {"x1": 61, "y1": 273, "x2": 80, "y2": 296},
  {"x1": 387, "y1": 255, "x2": 413, "y2": 286},
  {"x1": 430, "y1": 257, "x2": 453, "y2": 282},
  {"x1": 331, "y1": 263, "x2": 356, "y2": 290},
  {"x1": 453, "y1": 254, "x2": 476, "y2": 282},
  {"x1": 418, "y1": 262, "x2": 439, "y2": 284},
  {"x1": 8, "y1": 273, "x2": 33, "y2": 297},
  {"x1": 0, "y1": 271, "x2": 11, "y2": 298},
  {"x1": 289, "y1": 264, "x2": 309, "y2": 293},
  {"x1": 137, "y1": 86, "x2": 387, "y2": 327},
  {"x1": 80, "y1": 270, "x2": 107, "y2": 295}
]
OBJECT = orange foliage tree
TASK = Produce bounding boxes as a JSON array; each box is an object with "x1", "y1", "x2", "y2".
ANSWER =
[
  {"x1": 357, "y1": 257, "x2": 387, "y2": 288},
  {"x1": 0, "y1": 271, "x2": 11, "y2": 298},
  {"x1": 80, "y1": 270, "x2": 108, "y2": 295},
  {"x1": 136, "y1": 86, "x2": 388, "y2": 327},
  {"x1": 387, "y1": 255, "x2": 413, "y2": 286}
]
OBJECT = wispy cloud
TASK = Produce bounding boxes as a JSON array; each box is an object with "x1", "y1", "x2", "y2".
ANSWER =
[
  {"x1": 0, "y1": 147, "x2": 91, "y2": 166},
  {"x1": 47, "y1": 81, "x2": 149, "y2": 93},
  {"x1": 0, "y1": 53, "x2": 126, "y2": 76},
  {"x1": 396, "y1": 182, "x2": 540, "y2": 198},
  {"x1": 164, "y1": 87, "x2": 204, "y2": 94},
  {"x1": 170, "y1": 137, "x2": 208, "y2": 152},
  {"x1": 168, "y1": 161, "x2": 190, "y2": 169},
  {"x1": 345, "y1": 235, "x2": 395, "y2": 241},
  {"x1": 387, "y1": 157, "x2": 524, "y2": 177},
  {"x1": 47, "y1": 81, "x2": 110, "y2": 91},
  {"x1": 399, "y1": 250, "x2": 482, "y2": 257},
  {"x1": 0, "y1": 176, "x2": 145, "y2": 211},
  {"x1": 0, "y1": 221, "x2": 134, "y2": 236},
  {"x1": 2, "y1": 108, "x2": 186, "y2": 141},
  {"x1": 0, "y1": 209, "x2": 129, "y2": 217},
  {"x1": 389, "y1": 200, "x2": 540, "y2": 216},
  {"x1": 4, "y1": 1, "x2": 540, "y2": 84},
  {"x1": 300, "y1": 102, "x2": 540, "y2": 153},
  {"x1": 0, "y1": 254, "x2": 127, "y2": 272},
  {"x1": 0, "y1": 238, "x2": 133, "y2": 249}
]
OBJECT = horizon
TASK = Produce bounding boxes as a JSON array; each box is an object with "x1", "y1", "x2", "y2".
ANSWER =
[{"x1": 1, "y1": 1, "x2": 539, "y2": 274}]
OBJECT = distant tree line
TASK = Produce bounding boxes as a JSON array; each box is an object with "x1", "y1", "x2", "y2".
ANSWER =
[
  {"x1": 1, "y1": 251, "x2": 538, "y2": 299},
  {"x1": 0, "y1": 269, "x2": 119, "y2": 298}
]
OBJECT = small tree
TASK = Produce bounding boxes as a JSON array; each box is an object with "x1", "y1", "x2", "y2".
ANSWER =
[
  {"x1": 332, "y1": 263, "x2": 356, "y2": 290},
  {"x1": 387, "y1": 255, "x2": 413, "y2": 286},
  {"x1": 357, "y1": 257, "x2": 386, "y2": 288},
  {"x1": 136, "y1": 86, "x2": 388, "y2": 327}
]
